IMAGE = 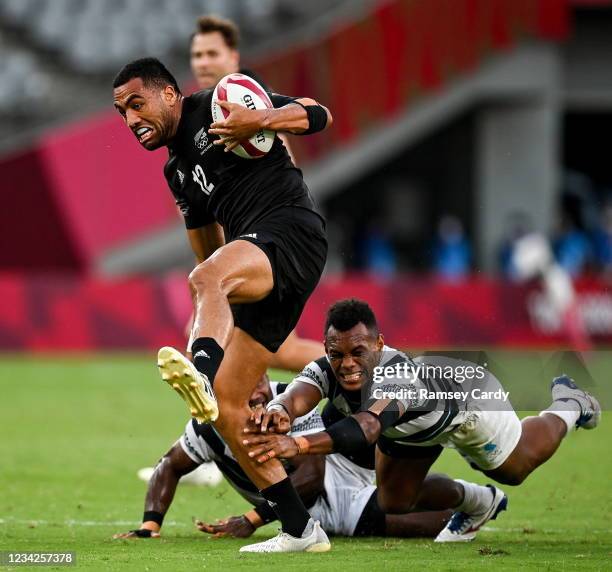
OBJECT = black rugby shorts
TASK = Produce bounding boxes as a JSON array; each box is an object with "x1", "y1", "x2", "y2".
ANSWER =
[{"x1": 230, "y1": 207, "x2": 327, "y2": 352}]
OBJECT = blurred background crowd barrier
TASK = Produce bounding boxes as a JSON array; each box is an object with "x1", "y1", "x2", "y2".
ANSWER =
[{"x1": 0, "y1": 273, "x2": 611, "y2": 350}]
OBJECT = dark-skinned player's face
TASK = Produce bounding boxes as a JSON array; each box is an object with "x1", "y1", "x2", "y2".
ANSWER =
[
  {"x1": 113, "y1": 77, "x2": 179, "y2": 150},
  {"x1": 325, "y1": 323, "x2": 384, "y2": 392}
]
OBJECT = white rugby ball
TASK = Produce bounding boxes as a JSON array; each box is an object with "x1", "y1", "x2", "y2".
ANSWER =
[{"x1": 212, "y1": 73, "x2": 275, "y2": 159}]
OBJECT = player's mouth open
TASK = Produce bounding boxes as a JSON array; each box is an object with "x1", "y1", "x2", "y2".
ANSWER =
[{"x1": 135, "y1": 126, "x2": 154, "y2": 142}]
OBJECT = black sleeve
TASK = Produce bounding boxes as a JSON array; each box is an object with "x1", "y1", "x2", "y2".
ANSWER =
[
  {"x1": 164, "y1": 156, "x2": 215, "y2": 229},
  {"x1": 174, "y1": 189, "x2": 215, "y2": 230},
  {"x1": 240, "y1": 68, "x2": 270, "y2": 92},
  {"x1": 269, "y1": 93, "x2": 300, "y2": 109}
]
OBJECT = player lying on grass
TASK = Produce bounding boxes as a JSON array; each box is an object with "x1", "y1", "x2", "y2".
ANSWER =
[
  {"x1": 113, "y1": 374, "x2": 453, "y2": 540},
  {"x1": 113, "y1": 57, "x2": 332, "y2": 552},
  {"x1": 244, "y1": 298, "x2": 602, "y2": 543}
]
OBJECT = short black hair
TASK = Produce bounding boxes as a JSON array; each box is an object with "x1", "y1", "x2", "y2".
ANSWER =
[
  {"x1": 324, "y1": 298, "x2": 379, "y2": 336},
  {"x1": 113, "y1": 57, "x2": 181, "y2": 93}
]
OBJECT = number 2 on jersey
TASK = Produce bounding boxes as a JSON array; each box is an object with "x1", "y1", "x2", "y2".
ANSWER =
[{"x1": 192, "y1": 164, "x2": 214, "y2": 195}]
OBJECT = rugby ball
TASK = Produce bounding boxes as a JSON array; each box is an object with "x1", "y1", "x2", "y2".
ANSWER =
[{"x1": 211, "y1": 73, "x2": 275, "y2": 159}]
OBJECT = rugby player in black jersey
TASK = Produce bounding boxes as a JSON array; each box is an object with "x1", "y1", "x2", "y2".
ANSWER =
[
  {"x1": 113, "y1": 374, "x2": 453, "y2": 542},
  {"x1": 245, "y1": 299, "x2": 601, "y2": 542},
  {"x1": 187, "y1": 15, "x2": 323, "y2": 371},
  {"x1": 112, "y1": 58, "x2": 332, "y2": 552}
]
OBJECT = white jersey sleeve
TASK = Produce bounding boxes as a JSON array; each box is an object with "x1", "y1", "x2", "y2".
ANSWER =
[
  {"x1": 179, "y1": 419, "x2": 214, "y2": 464},
  {"x1": 293, "y1": 359, "x2": 330, "y2": 398},
  {"x1": 268, "y1": 380, "x2": 325, "y2": 435},
  {"x1": 290, "y1": 408, "x2": 325, "y2": 437}
]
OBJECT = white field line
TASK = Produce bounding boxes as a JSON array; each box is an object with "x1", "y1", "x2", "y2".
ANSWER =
[
  {"x1": 0, "y1": 518, "x2": 188, "y2": 527},
  {"x1": 0, "y1": 518, "x2": 611, "y2": 535}
]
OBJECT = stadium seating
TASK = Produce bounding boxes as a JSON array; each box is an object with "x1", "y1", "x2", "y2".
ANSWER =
[
  {"x1": 0, "y1": 0, "x2": 352, "y2": 122},
  {"x1": 0, "y1": 0, "x2": 346, "y2": 73},
  {"x1": 0, "y1": 36, "x2": 49, "y2": 114}
]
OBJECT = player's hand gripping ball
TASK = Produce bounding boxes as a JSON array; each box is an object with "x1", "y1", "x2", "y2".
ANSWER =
[{"x1": 211, "y1": 73, "x2": 275, "y2": 159}]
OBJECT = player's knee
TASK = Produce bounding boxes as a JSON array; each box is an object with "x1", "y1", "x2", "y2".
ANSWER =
[
  {"x1": 491, "y1": 467, "x2": 529, "y2": 486},
  {"x1": 188, "y1": 263, "x2": 221, "y2": 292},
  {"x1": 498, "y1": 474, "x2": 526, "y2": 486},
  {"x1": 215, "y1": 402, "x2": 251, "y2": 433}
]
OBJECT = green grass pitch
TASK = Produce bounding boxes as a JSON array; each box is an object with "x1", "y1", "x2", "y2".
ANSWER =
[{"x1": 0, "y1": 353, "x2": 610, "y2": 571}]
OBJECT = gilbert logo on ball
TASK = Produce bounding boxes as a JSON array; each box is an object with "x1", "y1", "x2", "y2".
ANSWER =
[{"x1": 212, "y1": 73, "x2": 275, "y2": 159}]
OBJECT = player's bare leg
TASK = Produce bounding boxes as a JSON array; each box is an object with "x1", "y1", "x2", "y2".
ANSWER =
[
  {"x1": 189, "y1": 240, "x2": 274, "y2": 349},
  {"x1": 164, "y1": 239, "x2": 326, "y2": 547},
  {"x1": 269, "y1": 330, "x2": 324, "y2": 371},
  {"x1": 437, "y1": 375, "x2": 600, "y2": 542},
  {"x1": 385, "y1": 511, "x2": 452, "y2": 538},
  {"x1": 375, "y1": 446, "x2": 448, "y2": 514},
  {"x1": 416, "y1": 473, "x2": 468, "y2": 512},
  {"x1": 212, "y1": 327, "x2": 289, "y2": 488},
  {"x1": 484, "y1": 415, "x2": 566, "y2": 485},
  {"x1": 485, "y1": 375, "x2": 601, "y2": 486},
  {"x1": 158, "y1": 241, "x2": 274, "y2": 423},
  {"x1": 376, "y1": 447, "x2": 507, "y2": 543},
  {"x1": 213, "y1": 327, "x2": 329, "y2": 552},
  {"x1": 378, "y1": 474, "x2": 455, "y2": 538}
]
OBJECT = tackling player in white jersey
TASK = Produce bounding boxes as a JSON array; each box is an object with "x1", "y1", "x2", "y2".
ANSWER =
[
  {"x1": 113, "y1": 374, "x2": 454, "y2": 542},
  {"x1": 244, "y1": 298, "x2": 601, "y2": 544}
]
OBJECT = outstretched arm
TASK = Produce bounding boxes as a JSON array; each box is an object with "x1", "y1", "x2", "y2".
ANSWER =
[
  {"x1": 113, "y1": 442, "x2": 199, "y2": 539},
  {"x1": 245, "y1": 392, "x2": 409, "y2": 463},
  {"x1": 244, "y1": 412, "x2": 382, "y2": 463},
  {"x1": 247, "y1": 379, "x2": 323, "y2": 434}
]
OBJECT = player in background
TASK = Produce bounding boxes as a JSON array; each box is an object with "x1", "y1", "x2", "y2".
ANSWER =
[
  {"x1": 245, "y1": 298, "x2": 601, "y2": 542},
  {"x1": 113, "y1": 58, "x2": 331, "y2": 552},
  {"x1": 187, "y1": 14, "x2": 322, "y2": 371},
  {"x1": 113, "y1": 374, "x2": 453, "y2": 541},
  {"x1": 511, "y1": 232, "x2": 591, "y2": 351}
]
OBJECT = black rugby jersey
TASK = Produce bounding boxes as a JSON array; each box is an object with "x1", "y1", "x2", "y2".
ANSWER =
[{"x1": 164, "y1": 89, "x2": 323, "y2": 241}]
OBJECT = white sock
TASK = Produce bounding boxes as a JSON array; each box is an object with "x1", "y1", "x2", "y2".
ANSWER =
[
  {"x1": 455, "y1": 479, "x2": 493, "y2": 514},
  {"x1": 540, "y1": 407, "x2": 579, "y2": 436}
]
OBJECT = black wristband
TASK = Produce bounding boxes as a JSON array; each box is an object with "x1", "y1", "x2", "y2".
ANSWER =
[
  {"x1": 142, "y1": 511, "x2": 164, "y2": 526},
  {"x1": 253, "y1": 501, "x2": 278, "y2": 524},
  {"x1": 326, "y1": 416, "x2": 370, "y2": 455},
  {"x1": 291, "y1": 101, "x2": 327, "y2": 135},
  {"x1": 302, "y1": 105, "x2": 328, "y2": 135}
]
